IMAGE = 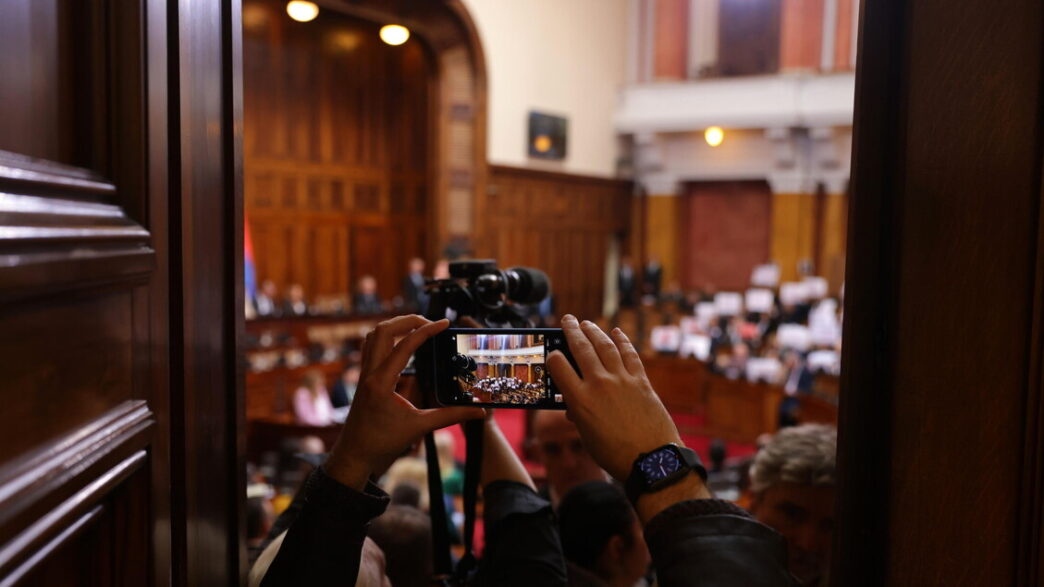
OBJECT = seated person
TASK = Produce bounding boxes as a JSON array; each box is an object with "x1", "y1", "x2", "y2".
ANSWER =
[
  {"x1": 282, "y1": 284, "x2": 309, "y2": 317},
  {"x1": 367, "y1": 504, "x2": 432, "y2": 587},
  {"x1": 255, "y1": 279, "x2": 281, "y2": 317},
  {"x1": 353, "y1": 275, "x2": 384, "y2": 315},
  {"x1": 258, "y1": 314, "x2": 796, "y2": 586},
  {"x1": 557, "y1": 481, "x2": 651, "y2": 587},
  {"x1": 749, "y1": 424, "x2": 837, "y2": 586},
  {"x1": 532, "y1": 410, "x2": 610, "y2": 508},
  {"x1": 330, "y1": 363, "x2": 360, "y2": 409},
  {"x1": 401, "y1": 257, "x2": 428, "y2": 313},
  {"x1": 292, "y1": 370, "x2": 335, "y2": 427}
]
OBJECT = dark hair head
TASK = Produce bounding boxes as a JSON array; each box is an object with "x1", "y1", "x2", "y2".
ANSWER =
[
  {"x1": 709, "y1": 439, "x2": 727, "y2": 472},
  {"x1": 557, "y1": 481, "x2": 637, "y2": 570},
  {"x1": 367, "y1": 505, "x2": 432, "y2": 587},
  {"x1": 390, "y1": 482, "x2": 422, "y2": 508}
]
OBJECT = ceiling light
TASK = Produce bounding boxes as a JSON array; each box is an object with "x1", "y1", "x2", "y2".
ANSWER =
[
  {"x1": 286, "y1": 1, "x2": 318, "y2": 23},
  {"x1": 704, "y1": 126, "x2": 725, "y2": 147},
  {"x1": 380, "y1": 24, "x2": 410, "y2": 46}
]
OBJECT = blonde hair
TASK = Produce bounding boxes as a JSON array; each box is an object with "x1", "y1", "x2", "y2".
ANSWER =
[
  {"x1": 749, "y1": 424, "x2": 837, "y2": 494},
  {"x1": 382, "y1": 457, "x2": 430, "y2": 511}
]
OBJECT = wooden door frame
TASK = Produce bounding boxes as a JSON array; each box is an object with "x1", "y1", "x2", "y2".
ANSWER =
[{"x1": 835, "y1": 0, "x2": 1044, "y2": 583}]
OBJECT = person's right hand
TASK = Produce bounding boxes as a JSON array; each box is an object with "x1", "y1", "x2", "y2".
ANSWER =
[
  {"x1": 546, "y1": 315, "x2": 683, "y2": 481},
  {"x1": 324, "y1": 315, "x2": 485, "y2": 491}
]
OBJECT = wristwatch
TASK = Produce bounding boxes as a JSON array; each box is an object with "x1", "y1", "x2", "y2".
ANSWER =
[{"x1": 624, "y1": 443, "x2": 708, "y2": 505}]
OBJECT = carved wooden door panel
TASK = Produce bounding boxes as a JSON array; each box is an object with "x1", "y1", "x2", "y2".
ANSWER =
[{"x1": 0, "y1": 1, "x2": 170, "y2": 584}]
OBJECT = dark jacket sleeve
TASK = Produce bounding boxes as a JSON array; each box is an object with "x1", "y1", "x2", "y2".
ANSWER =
[
  {"x1": 474, "y1": 481, "x2": 568, "y2": 587},
  {"x1": 644, "y1": 499, "x2": 797, "y2": 587},
  {"x1": 260, "y1": 467, "x2": 389, "y2": 586}
]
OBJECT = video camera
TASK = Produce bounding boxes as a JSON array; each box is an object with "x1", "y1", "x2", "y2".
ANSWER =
[{"x1": 424, "y1": 259, "x2": 550, "y2": 327}]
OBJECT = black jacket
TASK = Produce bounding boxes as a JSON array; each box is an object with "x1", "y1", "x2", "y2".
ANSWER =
[{"x1": 260, "y1": 468, "x2": 796, "y2": 586}]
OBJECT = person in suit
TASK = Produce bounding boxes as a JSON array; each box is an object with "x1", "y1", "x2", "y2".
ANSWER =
[
  {"x1": 330, "y1": 364, "x2": 360, "y2": 409},
  {"x1": 254, "y1": 280, "x2": 281, "y2": 317},
  {"x1": 618, "y1": 257, "x2": 637, "y2": 308},
  {"x1": 352, "y1": 275, "x2": 384, "y2": 315},
  {"x1": 282, "y1": 284, "x2": 308, "y2": 317},
  {"x1": 400, "y1": 258, "x2": 428, "y2": 313},
  {"x1": 643, "y1": 255, "x2": 663, "y2": 298}
]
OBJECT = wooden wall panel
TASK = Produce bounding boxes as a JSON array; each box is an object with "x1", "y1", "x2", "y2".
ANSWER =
[
  {"x1": 770, "y1": 192, "x2": 816, "y2": 283},
  {"x1": 653, "y1": 0, "x2": 689, "y2": 80},
  {"x1": 678, "y1": 181, "x2": 772, "y2": 290},
  {"x1": 482, "y1": 166, "x2": 632, "y2": 320},
  {"x1": 645, "y1": 194, "x2": 680, "y2": 289},
  {"x1": 819, "y1": 191, "x2": 848, "y2": 292},
  {"x1": 780, "y1": 0, "x2": 824, "y2": 71},
  {"x1": 243, "y1": 0, "x2": 431, "y2": 302}
]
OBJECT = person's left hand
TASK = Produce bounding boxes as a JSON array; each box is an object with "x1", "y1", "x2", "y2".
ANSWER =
[{"x1": 324, "y1": 315, "x2": 485, "y2": 490}]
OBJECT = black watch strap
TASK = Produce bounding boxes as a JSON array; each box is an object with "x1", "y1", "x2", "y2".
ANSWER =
[{"x1": 625, "y1": 444, "x2": 708, "y2": 504}]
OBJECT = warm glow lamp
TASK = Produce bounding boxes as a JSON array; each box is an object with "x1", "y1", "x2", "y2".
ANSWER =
[
  {"x1": 705, "y1": 126, "x2": 724, "y2": 147},
  {"x1": 380, "y1": 24, "x2": 410, "y2": 46},
  {"x1": 286, "y1": 1, "x2": 319, "y2": 23},
  {"x1": 533, "y1": 135, "x2": 552, "y2": 153}
]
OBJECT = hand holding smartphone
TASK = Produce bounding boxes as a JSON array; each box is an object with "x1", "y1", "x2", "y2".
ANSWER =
[{"x1": 427, "y1": 328, "x2": 577, "y2": 409}]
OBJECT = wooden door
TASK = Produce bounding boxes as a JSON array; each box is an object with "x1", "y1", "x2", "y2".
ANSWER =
[
  {"x1": 0, "y1": 1, "x2": 243, "y2": 585},
  {"x1": 0, "y1": 1, "x2": 161, "y2": 583},
  {"x1": 678, "y1": 181, "x2": 772, "y2": 291}
]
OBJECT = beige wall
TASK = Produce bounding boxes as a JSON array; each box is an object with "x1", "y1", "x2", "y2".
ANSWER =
[{"x1": 462, "y1": 0, "x2": 628, "y2": 177}]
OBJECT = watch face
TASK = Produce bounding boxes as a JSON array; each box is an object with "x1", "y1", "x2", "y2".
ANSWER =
[{"x1": 639, "y1": 447, "x2": 682, "y2": 482}]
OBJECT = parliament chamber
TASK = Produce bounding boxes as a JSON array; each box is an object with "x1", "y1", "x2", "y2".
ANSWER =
[{"x1": 1, "y1": 0, "x2": 1043, "y2": 585}]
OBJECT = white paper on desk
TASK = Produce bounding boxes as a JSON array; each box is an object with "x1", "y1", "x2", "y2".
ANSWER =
[
  {"x1": 695, "y1": 302, "x2": 717, "y2": 319},
  {"x1": 803, "y1": 277, "x2": 829, "y2": 299},
  {"x1": 777, "y1": 324, "x2": 812, "y2": 351},
  {"x1": 714, "y1": 292, "x2": 743, "y2": 316},
  {"x1": 780, "y1": 282, "x2": 810, "y2": 305},
  {"x1": 746, "y1": 357, "x2": 782, "y2": 383},
  {"x1": 679, "y1": 334, "x2": 711, "y2": 360},
  {"x1": 694, "y1": 302, "x2": 717, "y2": 329},
  {"x1": 807, "y1": 350, "x2": 839, "y2": 373},
  {"x1": 650, "y1": 326, "x2": 682, "y2": 352},
  {"x1": 745, "y1": 288, "x2": 774, "y2": 313},
  {"x1": 751, "y1": 263, "x2": 780, "y2": 287},
  {"x1": 809, "y1": 299, "x2": 841, "y2": 345}
]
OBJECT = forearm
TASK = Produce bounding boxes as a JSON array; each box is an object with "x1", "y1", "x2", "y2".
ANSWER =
[
  {"x1": 476, "y1": 481, "x2": 567, "y2": 586},
  {"x1": 260, "y1": 467, "x2": 389, "y2": 586},
  {"x1": 644, "y1": 498, "x2": 796, "y2": 587},
  {"x1": 480, "y1": 418, "x2": 535, "y2": 490},
  {"x1": 633, "y1": 473, "x2": 712, "y2": 525}
]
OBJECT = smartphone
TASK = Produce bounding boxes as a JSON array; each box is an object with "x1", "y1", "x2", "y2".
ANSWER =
[{"x1": 429, "y1": 328, "x2": 576, "y2": 409}]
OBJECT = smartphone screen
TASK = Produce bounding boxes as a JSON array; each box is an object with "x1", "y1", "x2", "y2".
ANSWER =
[{"x1": 430, "y1": 328, "x2": 574, "y2": 409}]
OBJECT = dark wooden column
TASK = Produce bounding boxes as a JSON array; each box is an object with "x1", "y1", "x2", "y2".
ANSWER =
[
  {"x1": 836, "y1": 0, "x2": 1044, "y2": 584},
  {"x1": 172, "y1": 0, "x2": 246, "y2": 584}
]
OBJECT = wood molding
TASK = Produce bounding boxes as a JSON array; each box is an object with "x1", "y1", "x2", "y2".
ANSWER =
[
  {"x1": 0, "y1": 450, "x2": 146, "y2": 579},
  {"x1": 487, "y1": 164, "x2": 629, "y2": 190},
  {"x1": 1017, "y1": 154, "x2": 1044, "y2": 584},
  {"x1": 0, "y1": 190, "x2": 154, "y2": 301},
  {"x1": 0, "y1": 402, "x2": 152, "y2": 545},
  {"x1": 0, "y1": 151, "x2": 116, "y2": 198},
  {"x1": 0, "y1": 506, "x2": 105, "y2": 586}
]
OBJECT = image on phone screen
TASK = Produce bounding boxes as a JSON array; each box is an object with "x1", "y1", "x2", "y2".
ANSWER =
[{"x1": 431, "y1": 328, "x2": 573, "y2": 409}]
